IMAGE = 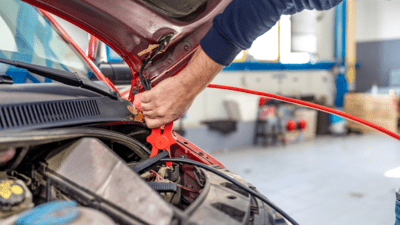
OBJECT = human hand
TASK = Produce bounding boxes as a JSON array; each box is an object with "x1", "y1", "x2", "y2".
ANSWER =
[
  {"x1": 140, "y1": 46, "x2": 223, "y2": 128},
  {"x1": 140, "y1": 75, "x2": 195, "y2": 128}
]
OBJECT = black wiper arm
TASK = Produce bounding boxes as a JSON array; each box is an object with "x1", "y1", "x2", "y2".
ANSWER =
[{"x1": 0, "y1": 58, "x2": 118, "y2": 99}]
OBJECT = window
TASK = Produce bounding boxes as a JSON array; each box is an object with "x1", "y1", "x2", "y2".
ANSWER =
[
  {"x1": 0, "y1": 16, "x2": 18, "y2": 52},
  {"x1": 104, "y1": 11, "x2": 324, "y2": 65},
  {"x1": 279, "y1": 15, "x2": 312, "y2": 64},
  {"x1": 241, "y1": 11, "x2": 321, "y2": 64},
  {"x1": 247, "y1": 22, "x2": 279, "y2": 62}
]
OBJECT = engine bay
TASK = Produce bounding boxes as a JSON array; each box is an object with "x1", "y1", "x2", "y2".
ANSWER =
[{"x1": 0, "y1": 124, "x2": 274, "y2": 225}]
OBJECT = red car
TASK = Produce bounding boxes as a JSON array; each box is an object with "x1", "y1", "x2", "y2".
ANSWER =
[{"x1": 0, "y1": 0, "x2": 293, "y2": 224}]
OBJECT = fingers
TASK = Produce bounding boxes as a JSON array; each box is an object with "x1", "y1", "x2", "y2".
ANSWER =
[
  {"x1": 142, "y1": 109, "x2": 157, "y2": 118},
  {"x1": 140, "y1": 102, "x2": 153, "y2": 112},
  {"x1": 145, "y1": 117, "x2": 167, "y2": 129},
  {"x1": 142, "y1": 107, "x2": 164, "y2": 128},
  {"x1": 140, "y1": 91, "x2": 151, "y2": 104},
  {"x1": 140, "y1": 91, "x2": 155, "y2": 112},
  {"x1": 144, "y1": 113, "x2": 182, "y2": 128}
]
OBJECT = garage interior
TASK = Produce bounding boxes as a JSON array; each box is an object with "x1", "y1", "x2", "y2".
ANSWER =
[{"x1": 9, "y1": 0, "x2": 400, "y2": 224}]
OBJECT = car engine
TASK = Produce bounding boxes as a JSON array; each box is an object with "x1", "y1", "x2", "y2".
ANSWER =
[{"x1": 0, "y1": 123, "x2": 279, "y2": 225}]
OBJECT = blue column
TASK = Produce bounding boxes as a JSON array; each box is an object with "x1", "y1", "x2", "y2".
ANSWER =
[{"x1": 334, "y1": 0, "x2": 347, "y2": 107}]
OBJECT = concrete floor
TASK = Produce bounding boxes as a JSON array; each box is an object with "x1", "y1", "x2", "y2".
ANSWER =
[{"x1": 212, "y1": 134, "x2": 400, "y2": 225}]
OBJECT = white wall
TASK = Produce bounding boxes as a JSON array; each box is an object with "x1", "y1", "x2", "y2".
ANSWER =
[
  {"x1": 356, "y1": 0, "x2": 400, "y2": 42},
  {"x1": 316, "y1": 9, "x2": 336, "y2": 61},
  {"x1": 181, "y1": 70, "x2": 335, "y2": 127},
  {"x1": 280, "y1": 8, "x2": 336, "y2": 62}
]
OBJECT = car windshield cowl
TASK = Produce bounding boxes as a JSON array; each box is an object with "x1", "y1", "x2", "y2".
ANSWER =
[{"x1": 0, "y1": 57, "x2": 118, "y2": 99}]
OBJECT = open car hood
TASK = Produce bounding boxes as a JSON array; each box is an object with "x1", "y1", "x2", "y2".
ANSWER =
[{"x1": 23, "y1": 0, "x2": 231, "y2": 94}]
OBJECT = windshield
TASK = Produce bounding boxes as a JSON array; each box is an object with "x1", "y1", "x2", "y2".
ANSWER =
[{"x1": 0, "y1": 0, "x2": 97, "y2": 84}]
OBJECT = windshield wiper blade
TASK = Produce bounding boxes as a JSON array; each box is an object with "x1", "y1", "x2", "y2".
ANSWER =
[
  {"x1": 0, "y1": 58, "x2": 118, "y2": 99},
  {"x1": 0, "y1": 75, "x2": 13, "y2": 84}
]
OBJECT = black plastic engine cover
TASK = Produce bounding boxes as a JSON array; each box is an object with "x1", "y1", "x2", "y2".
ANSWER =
[{"x1": 46, "y1": 138, "x2": 173, "y2": 225}]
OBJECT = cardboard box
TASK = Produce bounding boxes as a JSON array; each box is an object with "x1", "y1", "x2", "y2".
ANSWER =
[{"x1": 344, "y1": 93, "x2": 399, "y2": 133}]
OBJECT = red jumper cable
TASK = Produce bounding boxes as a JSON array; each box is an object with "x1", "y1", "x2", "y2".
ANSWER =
[
  {"x1": 134, "y1": 83, "x2": 399, "y2": 163},
  {"x1": 207, "y1": 84, "x2": 400, "y2": 141},
  {"x1": 134, "y1": 83, "x2": 399, "y2": 164}
]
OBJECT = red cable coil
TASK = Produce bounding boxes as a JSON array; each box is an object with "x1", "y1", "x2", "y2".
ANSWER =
[{"x1": 207, "y1": 84, "x2": 400, "y2": 141}]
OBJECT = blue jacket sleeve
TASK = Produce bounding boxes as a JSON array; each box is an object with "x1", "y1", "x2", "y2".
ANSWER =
[{"x1": 200, "y1": 0, "x2": 342, "y2": 66}]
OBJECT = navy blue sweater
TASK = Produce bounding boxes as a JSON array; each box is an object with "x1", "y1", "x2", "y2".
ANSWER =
[{"x1": 200, "y1": 0, "x2": 342, "y2": 66}]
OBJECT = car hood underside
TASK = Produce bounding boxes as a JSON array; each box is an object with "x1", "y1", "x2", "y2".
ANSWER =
[{"x1": 22, "y1": 0, "x2": 231, "y2": 91}]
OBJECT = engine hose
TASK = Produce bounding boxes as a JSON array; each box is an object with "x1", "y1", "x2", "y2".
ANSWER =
[
  {"x1": 0, "y1": 127, "x2": 151, "y2": 159},
  {"x1": 160, "y1": 158, "x2": 300, "y2": 225},
  {"x1": 207, "y1": 84, "x2": 400, "y2": 141}
]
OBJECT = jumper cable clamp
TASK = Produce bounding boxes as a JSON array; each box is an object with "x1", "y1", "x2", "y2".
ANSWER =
[{"x1": 133, "y1": 94, "x2": 174, "y2": 167}]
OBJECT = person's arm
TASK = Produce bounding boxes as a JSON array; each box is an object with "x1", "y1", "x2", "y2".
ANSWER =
[
  {"x1": 201, "y1": 0, "x2": 342, "y2": 66},
  {"x1": 140, "y1": 46, "x2": 223, "y2": 128},
  {"x1": 141, "y1": 0, "x2": 342, "y2": 128}
]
